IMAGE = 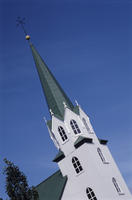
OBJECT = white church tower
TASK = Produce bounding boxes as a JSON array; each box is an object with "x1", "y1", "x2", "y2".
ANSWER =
[{"x1": 25, "y1": 35, "x2": 132, "y2": 200}]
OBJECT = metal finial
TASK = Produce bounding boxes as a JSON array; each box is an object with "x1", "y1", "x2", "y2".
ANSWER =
[{"x1": 16, "y1": 17, "x2": 30, "y2": 40}]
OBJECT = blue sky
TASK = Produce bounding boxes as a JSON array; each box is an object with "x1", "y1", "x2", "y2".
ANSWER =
[{"x1": 0, "y1": 0, "x2": 132, "y2": 198}]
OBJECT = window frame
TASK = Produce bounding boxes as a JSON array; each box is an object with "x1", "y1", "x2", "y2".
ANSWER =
[
  {"x1": 112, "y1": 177, "x2": 124, "y2": 195},
  {"x1": 72, "y1": 156, "x2": 83, "y2": 175},
  {"x1": 70, "y1": 119, "x2": 81, "y2": 135},
  {"x1": 97, "y1": 147, "x2": 109, "y2": 164},
  {"x1": 86, "y1": 187, "x2": 97, "y2": 200},
  {"x1": 58, "y1": 126, "x2": 68, "y2": 143},
  {"x1": 82, "y1": 117, "x2": 91, "y2": 133}
]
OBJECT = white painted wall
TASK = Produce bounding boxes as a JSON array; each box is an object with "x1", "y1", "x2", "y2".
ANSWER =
[{"x1": 48, "y1": 106, "x2": 132, "y2": 200}]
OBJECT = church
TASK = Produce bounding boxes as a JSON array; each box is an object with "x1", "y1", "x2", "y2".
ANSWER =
[{"x1": 24, "y1": 34, "x2": 132, "y2": 200}]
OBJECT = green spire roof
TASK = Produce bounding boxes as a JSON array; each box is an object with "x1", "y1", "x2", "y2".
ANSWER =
[{"x1": 30, "y1": 43, "x2": 74, "y2": 118}]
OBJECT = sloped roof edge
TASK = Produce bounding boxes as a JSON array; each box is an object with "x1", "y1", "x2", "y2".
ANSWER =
[{"x1": 36, "y1": 170, "x2": 67, "y2": 200}]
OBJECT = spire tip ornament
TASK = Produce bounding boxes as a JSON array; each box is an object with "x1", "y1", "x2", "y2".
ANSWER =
[
  {"x1": 16, "y1": 17, "x2": 30, "y2": 41},
  {"x1": 26, "y1": 35, "x2": 30, "y2": 40}
]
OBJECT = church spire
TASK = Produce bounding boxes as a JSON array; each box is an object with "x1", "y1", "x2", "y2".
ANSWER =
[
  {"x1": 29, "y1": 43, "x2": 74, "y2": 118},
  {"x1": 17, "y1": 18, "x2": 74, "y2": 118}
]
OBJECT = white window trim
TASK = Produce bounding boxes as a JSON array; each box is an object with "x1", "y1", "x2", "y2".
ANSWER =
[
  {"x1": 82, "y1": 117, "x2": 91, "y2": 132},
  {"x1": 72, "y1": 156, "x2": 83, "y2": 175},
  {"x1": 97, "y1": 147, "x2": 109, "y2": 164},
  {"x1": 86, "y1": 187, "x2": 97, "y2": 200},
  {"x1": 61, "y1": 138, "x2": 69, "y2": 145},
  {"x1": 112, "y1": 177, "x2": 125, "y2": 195},
  {"x1": 58, "y1": 126, "x2": 68, "y2": 143},
  {"x1": 70, "y1": 119, "x2": 81, "y2": 135},
  {"x1": 75, "y1": 169, "x2": 84, "y2": 176}
]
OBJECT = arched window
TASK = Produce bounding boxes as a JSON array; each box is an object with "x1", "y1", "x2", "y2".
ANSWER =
[
  {"x1": 58, "y1": 126, "x2": 68, "y2": 142},
  {"x1": 72, "y1": 157, "x2": 83, "y2": 174},
  {"x1": 112, "y1": 177, "x2": 122, "y2": 194},
  {"x1": 86, "y1": 187, "x2": 97, "y2": 200},
  {"x1": 97, "y1": 148, "x2": 107, "y2": 163},
  {"x1": 82, "y1": 118, "x2": 91, "y2": 132},
  {"x1": 70, "y1": 120, "x2": 81, "y2": 134}
]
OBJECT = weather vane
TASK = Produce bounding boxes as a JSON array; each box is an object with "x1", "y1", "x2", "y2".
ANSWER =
[{"x1": 16, "y1": 17, "x2": 30, "y2": 40}]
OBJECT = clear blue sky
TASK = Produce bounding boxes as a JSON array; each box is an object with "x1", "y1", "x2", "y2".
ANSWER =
[{"x1": 0, "y1": 0, "x2": 132, "y2": 198}]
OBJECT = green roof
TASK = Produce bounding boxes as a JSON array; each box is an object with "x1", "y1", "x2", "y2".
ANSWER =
[
  {"x1": 30, "y1": 43, "x2": 74, "y2": 118},
  {"x1": 73, "y1": 105, "x2": 80, "y2": 115},
  {"x1": 36, "y1": 170, "x2": 67, "y2": 200}
]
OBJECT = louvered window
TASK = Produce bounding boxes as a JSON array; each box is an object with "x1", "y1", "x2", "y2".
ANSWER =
[
  {"x1": 70, "y1": 120, "x2": 81, "y2": 134},
  {"x1": 82, "y1": 118, "x2": 91, "y2": 132},
  {"x1": 97, "y1": 148, "x2": 107, "y2": 163}
]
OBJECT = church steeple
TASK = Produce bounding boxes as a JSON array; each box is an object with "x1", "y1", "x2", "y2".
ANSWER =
[
  {"x1": 18, "y1": 22, "x2": 132, "y2": 200},
  {"x1": 29, "y1": 43, "x2": 74, "y2": 118},
  {"x1": 16, "y1": 17, "x2": 74, "y2": 119}
]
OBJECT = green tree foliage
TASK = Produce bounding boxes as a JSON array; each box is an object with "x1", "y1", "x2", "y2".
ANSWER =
[{"x1": 3, "y1": 158, "x2": 39, "y2": 200}]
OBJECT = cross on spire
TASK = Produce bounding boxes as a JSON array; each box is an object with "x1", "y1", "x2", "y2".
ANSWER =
[
  {"x1": 17, "y1": 20, "x2": 74, "y2": 118},
  {"x1": 16, "y1": 17, "x2": 30, "y2": 40}
]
